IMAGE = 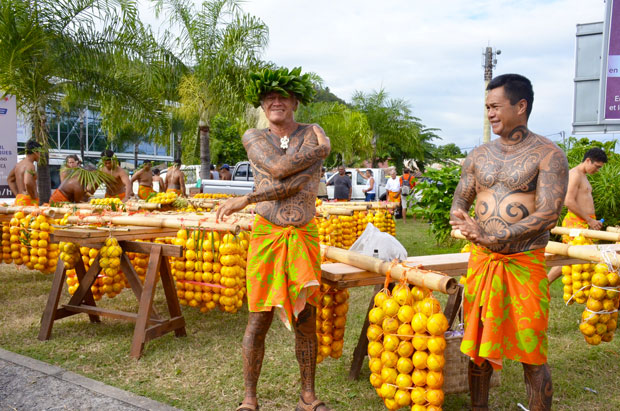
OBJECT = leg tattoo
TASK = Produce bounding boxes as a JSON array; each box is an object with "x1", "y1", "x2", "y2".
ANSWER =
[
  {"x1": 468, "y1": 360, "x2": 493, "y2": 411},
  {"x1": 242, "y1": 311, "x2": 274, "y2": 405},
  {"x1": 523, "y1": 363, "x2": 553, "y2": 411},
  {"x1": 294, "y1": 305, "x2": 318, "y2": 402}
]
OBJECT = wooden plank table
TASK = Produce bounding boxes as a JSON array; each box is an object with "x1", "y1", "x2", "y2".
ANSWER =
[
  {"x1": 39, "y1": 226, "x2": 186, "y2": 359},
  {"x1": 323, "y1": 244, "x2": 620, "y2": 380}
]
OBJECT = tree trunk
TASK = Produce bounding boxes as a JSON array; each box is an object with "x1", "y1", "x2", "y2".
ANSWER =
[
  {"x1": 134, "y1": 142, "x2": 139, "y2": 169},
  {"x1": 199, "y1": 119, "x2": 211, "y2": 180},
  {"x1": 175, "y1": 132, "x2": 182, "y2": 161},
  {"x1": 35, "y1": 108, "x2": 52, "y2": 204},
  {"x1": 79, "y1": 109, "x2": 85, "y2": 163},
  {"x1": 371, "y1": 133, "x2": 378, "y2": 168}
]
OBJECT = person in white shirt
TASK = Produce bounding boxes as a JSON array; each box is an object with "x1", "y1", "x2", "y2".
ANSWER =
[
  {"x1": 385, "y1": 169, "x2": 401, "y2": 203},
  {"x1": 357, "y1": 169, "x2": 375, "y2": 201}
]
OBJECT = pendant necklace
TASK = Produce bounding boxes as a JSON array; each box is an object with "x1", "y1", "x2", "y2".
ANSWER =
[{"x1": 279, "y1": 135, "x2": 289, "y2": 150}]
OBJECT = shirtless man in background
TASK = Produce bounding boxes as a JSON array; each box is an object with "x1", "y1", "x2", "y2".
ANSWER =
[
  {"x1": 547, "y1": 147, "x2": 607, "y2": 282},
  {"x1": 165, "y1": 159, "x2": 185, "y2": 196},
  {"x1": 216, "y1": 66, "x2": 331, "y2": 411},
  {"x1": 49, "y1": 166, "x2": 94, "y2": 203},
  {"x1": 450, "y1": 74, "x2": 568, "y2": 411},
  {"x1": 152, "y1": 168, "x2": 166, "y2": 192},
  {"x1": 100, "y1": 149, "x2": 132, "y2": 201},
  {"x1": 8, "y1": 139, "x2": 41, "y2": 206},
  {"x1": 131, "y1": 160, "x2": 155, "y2": 200}
]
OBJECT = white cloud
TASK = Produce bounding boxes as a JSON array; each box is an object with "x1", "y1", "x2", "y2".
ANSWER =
[{"x1": 138, "y1": 0, "x2": 609, "y2": 149}]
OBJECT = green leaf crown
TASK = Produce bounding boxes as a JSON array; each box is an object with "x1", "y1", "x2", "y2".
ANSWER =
[{"x1": 245, "y1": 67, "x2": 316, "y2": 108}]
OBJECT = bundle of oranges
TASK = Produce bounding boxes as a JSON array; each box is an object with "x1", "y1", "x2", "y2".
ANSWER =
[
  {"x1": 315, "y1": 284, "x2": 349, "y2": 363},
  {"x1": 148, "y1": 191, "x2": 177, "y2": 204},
  {"x1": 578, "y1": 262, "x2": 620, "y2": 345},
  {"x1": 170, "y1": 228, "x2": 249, "y2": 314},
  {"x1": 367, "y1": 210, "x2": 396, "y2": 236},
  {"x1": 6, "y1": 212, "x2": 59, "y2": 273},
  {"x1": 64, "y1": 238, "x2": 129, "y2": 300},
  {"x1": 193, "y1": 193, "x2": 233, "y2": 199},
  {"x1": 367, "y1": 283, "x2": 449, "y2": 410},
  {"x1": 561, "y1": 235, "x2": 594, "y2": 305},
  {"x1": 317, "y1": 209, "x2": 396, "y2": 250}
]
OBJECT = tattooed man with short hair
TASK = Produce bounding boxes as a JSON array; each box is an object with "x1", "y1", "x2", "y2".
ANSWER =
[
  {"x1": 450, "y1": 74, "x2": 568, "y2": 411},
  {"x1": 217, "y1": 67, "x2": 332, "y2": 411}
]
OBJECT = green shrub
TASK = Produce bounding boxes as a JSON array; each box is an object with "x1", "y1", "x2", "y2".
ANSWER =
[{"x1": 411, "y1": 165, "x2": 461, "y2": 245}]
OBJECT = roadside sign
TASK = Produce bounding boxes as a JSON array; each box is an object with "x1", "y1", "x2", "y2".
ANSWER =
[{"x1": 0, "y1": 95, "x2": 18, "y2": 198}]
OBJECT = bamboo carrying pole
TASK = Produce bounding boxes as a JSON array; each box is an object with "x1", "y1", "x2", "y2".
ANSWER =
[
  {"x1": 551, "y1": 226, "x2": 620, "y2": 242},
  {"x1": 451, "y1": 229, "x2": 620, "y2": 268},
  {"x1": 320, "y1": 245, "x2": 459, "y2": 294},
  {"x1": 0, "y1": 206, "x2": 66, "y2": 218},
  {"x1": 320, "y1": 207, "x2": 354, "y2": 216},
  {"x1": 607, "y1": 226, "x2": 620, "y2": 234},
  {"x1": 321, "y1": 204, "x2": 369, "y2": 212},
  {"x1": 67, "y1": 214, "x2": 244, "y2": 234},
  {"x1": 153, "y1": 212, "x2": 254, "y2": 230}
]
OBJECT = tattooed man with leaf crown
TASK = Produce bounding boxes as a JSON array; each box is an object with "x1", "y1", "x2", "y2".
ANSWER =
[
  {"x1": 449, "y1": 74, "x2": 569, "y2": 411},
  {"x1": 216, "y1": 67, "x2": 332, "y2": 411}
]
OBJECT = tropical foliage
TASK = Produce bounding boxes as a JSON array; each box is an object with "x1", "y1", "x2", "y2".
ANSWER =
[
  {"x1": 153, "y1": 0, "x2": 269, "y2": 179},
  {"x1": 0, "y1": 0, "x2": 174, "y2": 202},
  {"x1": 295, "y1": 101, "x2": 373, "y2": 167},
  {"x1": 209, "y1": 115, "x2": 247, "y2": 166},
  {"x1": 411, "y1": 165, "x2": 462, "y2": 244},
  {"x1": 351, "y1": 88, "x2": 439, "y2": 171}
]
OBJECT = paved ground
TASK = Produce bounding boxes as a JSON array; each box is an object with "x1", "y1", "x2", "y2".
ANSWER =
[{"x1": 0, "y1": 348, "x2": 179, "y2": 411}]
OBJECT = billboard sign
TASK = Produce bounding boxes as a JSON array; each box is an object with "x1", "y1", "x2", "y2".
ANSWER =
[
  {"x1": 603, "y1": 0, "x2": 620, "y2": 120},
  {"x1": 0, "y1": 95, "x2": 17, "y2": 198}
]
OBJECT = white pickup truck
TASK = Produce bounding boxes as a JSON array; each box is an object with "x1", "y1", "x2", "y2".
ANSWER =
[{"x1": 326, "y1": 168, "x2": 386, "y2": 201}]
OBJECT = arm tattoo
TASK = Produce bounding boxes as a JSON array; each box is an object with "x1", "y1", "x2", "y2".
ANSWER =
[
  {"x1": 242, "y1": 125, "x2": 329, "y2": 180},
  {"x1": 450, "y1": 153, "x2": 477, "y2": 217}
]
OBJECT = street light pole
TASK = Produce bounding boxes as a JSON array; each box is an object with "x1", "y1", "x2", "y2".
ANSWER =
[{"x1": 483, "y1": 46, "x2": 501, "y2": 143}]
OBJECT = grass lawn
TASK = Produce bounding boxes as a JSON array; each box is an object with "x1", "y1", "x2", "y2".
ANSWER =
[{"x1": 1, "y1": 219, "x2": 619, "y2": 410}]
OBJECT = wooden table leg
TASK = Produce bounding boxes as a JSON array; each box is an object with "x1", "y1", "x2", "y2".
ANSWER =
[
  {"x1": 159, "y1": 250, "x2": 186, "y2": 338},
  {"x1": 443, "y1": 284, "x2": 463, "y2": 328},
  {"x1": 130, "y1": 245, "x2": 163, "y2": 359},
  {"x1": 119, "y1": 251, "x2": 161, "y2": 320},
  {"x1": 74, "y1": 256, "x2": 101, "y2": 323},
  {"x1": 38, "y1": 260, "x2": 67, "y2": 340},
  {"x1": 66, "y1": 256, "x2": 101, "y2": 307}
]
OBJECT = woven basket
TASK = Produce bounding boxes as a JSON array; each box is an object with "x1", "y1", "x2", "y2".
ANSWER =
[{"x1": 443, "y1": 333, "x2": 501, "y2": 394}]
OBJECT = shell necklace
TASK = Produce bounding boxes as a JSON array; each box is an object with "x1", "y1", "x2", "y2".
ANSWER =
[{"x1": 279, "y1": 135, "x2": 289, "y2": 150}]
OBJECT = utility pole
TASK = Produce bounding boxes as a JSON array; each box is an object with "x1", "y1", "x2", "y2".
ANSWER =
[{"x1": 483, "y1": 46, "x2": 501, "y2": 143}]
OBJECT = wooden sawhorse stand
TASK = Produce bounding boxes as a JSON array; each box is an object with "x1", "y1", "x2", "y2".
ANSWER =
[{"x1": 39, "y1": 226, "x2": 186, "y2": 359}]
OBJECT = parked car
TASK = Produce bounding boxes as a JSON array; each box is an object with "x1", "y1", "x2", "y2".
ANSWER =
[
  {"x1": 199, "y1": 161, "x2": 254, "y2": 196},
  {"x1": 326, "y1": 168, "x2": 386, "y2": 201}
]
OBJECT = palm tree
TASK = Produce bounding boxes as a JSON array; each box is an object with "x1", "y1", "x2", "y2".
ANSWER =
[
  {"x1": 352, "y1": 88, "x2": 438, "y2": 170},
  {"x1": 152, "y1": 0, "x2": 269, "y2": 179},
  {"x1": 0, "y1": 0, "x2": 177, "y2": 202},
  {"x1": 295, "y1": 101, "x2": 373, "y2": 167}
]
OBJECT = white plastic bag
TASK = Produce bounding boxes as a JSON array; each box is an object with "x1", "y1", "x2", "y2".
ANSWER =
[{"x1": 349, "y1": 223, "x2": 408, "y2": 261}]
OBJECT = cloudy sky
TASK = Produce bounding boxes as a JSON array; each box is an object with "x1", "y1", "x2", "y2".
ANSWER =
[{"x1": 140, "y1": 0, "x2": 608, "y2": 150}]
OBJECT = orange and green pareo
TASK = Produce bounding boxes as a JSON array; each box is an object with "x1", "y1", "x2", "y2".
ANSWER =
[
  {"x1": 14, "y1": 194, "x2": 39, "y2": 206},
  {"x1": 560, "y1": 211, "x2": 595, "y2": 243},
  {"x1": 245, "y1": 214, "x2": 322, "y2": 330},
  {"x1": 138, "y1": 185, "x2": 155, "y2": 200},
  {"x1": 461, "y1": 244, "x2": 550, "y2": 370}
]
